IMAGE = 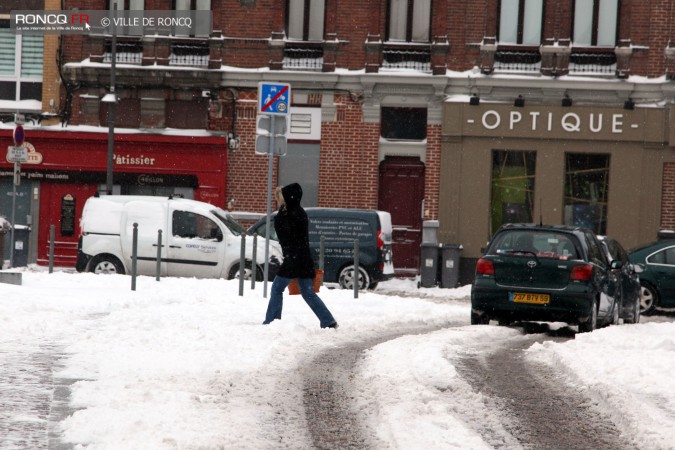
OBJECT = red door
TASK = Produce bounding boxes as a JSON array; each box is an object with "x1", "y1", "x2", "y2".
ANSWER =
[
  {"x1": 38, "y1": 183, "x2": 98, "y2": 266},
  {"x1": 378, "y1": 157, "x2": 425, "y2": 276}
]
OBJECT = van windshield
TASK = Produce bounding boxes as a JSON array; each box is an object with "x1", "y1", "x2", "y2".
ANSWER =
[{"x1": 212, "y1": 209, "x2": 246, "y2": 236}]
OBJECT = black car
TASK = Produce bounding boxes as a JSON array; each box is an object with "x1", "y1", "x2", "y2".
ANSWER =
[
  {"x1": 598, "y1": 236, "x2": 641, "y2": 324},
  {"x1": 471, "y1": 223, "x2": 620, "y2": 332}
]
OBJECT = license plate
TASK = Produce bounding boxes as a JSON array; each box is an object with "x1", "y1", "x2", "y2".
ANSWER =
[{"x1": 510, "y1": 292, "x2": 550, "y2": 304}]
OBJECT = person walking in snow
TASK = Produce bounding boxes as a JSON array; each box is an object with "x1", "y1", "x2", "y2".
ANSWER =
[{"x1": 263, "y1": 183, "x2": 338, "y2": 329}]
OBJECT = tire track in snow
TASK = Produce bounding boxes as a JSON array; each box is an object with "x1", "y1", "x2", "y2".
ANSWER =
[{"x1": 456, "y1": 327, "x2": 640, "y2": 450}]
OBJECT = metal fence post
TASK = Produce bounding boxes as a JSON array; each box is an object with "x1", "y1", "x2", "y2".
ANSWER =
[
  {"x1": 251, "y1": 233, "x2": 257, "y2": 290},
  {"x1": 239, "y1": 233, "x2": 246, "y2": 296},
  {"x1": 354, "y1": 239, "x2": 359, "y2": 299},
  {"x1": 131, "y1": 223, "x2": 138, "y2": 291},
  {"x1": 48, "y1": 225, "x2": 55, "y2": 273},
  {"x1": 155, "y1": 229, "x2": 162, "y2": 281}
]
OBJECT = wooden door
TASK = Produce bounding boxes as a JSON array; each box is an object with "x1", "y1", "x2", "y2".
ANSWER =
[
  {"x1": 38, "y1": 183, "x2": 98, "y2": 266},
  {"x1": 378, "y1": 157, "x2": 425, "y2": 276}
]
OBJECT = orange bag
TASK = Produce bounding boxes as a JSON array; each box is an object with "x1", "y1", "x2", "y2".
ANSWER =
[{"x1": 288, "y1": 269, "x2": 324, "y2": 295}]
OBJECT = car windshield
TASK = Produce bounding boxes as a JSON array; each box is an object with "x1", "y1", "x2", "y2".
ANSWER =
[
  {"x1": 489, "y1": 230, "x2": 579, "y2": 260},
  {"x1": 212, "y1": 208, "x2": 246, "y2": 236}
]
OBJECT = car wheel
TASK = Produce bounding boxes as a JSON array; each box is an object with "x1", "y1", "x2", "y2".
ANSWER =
[
  {"x1": 578, "y1": 298, "x2": 598, "y2": 333},
  {"x1": 338, "y1": 265, "x2": 370, "y2": 290},
  {"x1": 367, "y1": 281, "x2": 379, "y2": 290},
  {"x1": 228, "y1": 261, "x2": 263, "y2": 281},
  {"x1": 639, "y1": 282, "x2": 659, "y2": 316},
  {"x1": 471, "y1": 311, "x2": 490, "y2": 325},
  {"x1": 90, "y1": 255, "x2": 125, "y2": 275}
]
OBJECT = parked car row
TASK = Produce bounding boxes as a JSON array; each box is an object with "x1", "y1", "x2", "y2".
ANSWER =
[
  {"x1": 76, "y1": 196, "x2": 395, "y2": 291},
  {"x1": 470, "y1": 223, "x2": 643, "y2": 333}
]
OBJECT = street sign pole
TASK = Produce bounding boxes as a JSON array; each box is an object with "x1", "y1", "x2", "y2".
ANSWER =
[
  {"x1": 257, "y1": 82, "x2": 290, "y2": 297},
  {"x1": 262, "y1": 114, "x2": 276, "y2": 298},
  {"x1": 9, "y1": 163, "x2": 19, "y2": 268}
]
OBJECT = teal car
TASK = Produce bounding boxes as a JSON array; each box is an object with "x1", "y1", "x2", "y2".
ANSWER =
[
  {"x1": 628, "y1": 239, "x2": 675, "y2": 315},
  {"x1": 471, "y1": 224, "x2": 620, "y2": 332}
]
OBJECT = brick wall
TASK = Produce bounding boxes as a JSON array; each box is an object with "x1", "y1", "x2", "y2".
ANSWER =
[{"x1": 662, "y1": 163, "x2": 675, "y2": 230}]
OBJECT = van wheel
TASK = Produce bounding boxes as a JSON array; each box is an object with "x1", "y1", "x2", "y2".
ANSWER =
[
  {"x1": 338, "y1": 265, "x2": 370, "y2": 290},
  {"x1": 90, "y1": 255, "x2": 125, "y2": 275},
  {"x1": 228, "y1": 262, "x2": 263, "y2": 281}
]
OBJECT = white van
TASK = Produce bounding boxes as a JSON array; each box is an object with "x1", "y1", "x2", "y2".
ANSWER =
[{"x1": 76, "y1": 195, "x2": 281, "y2": 280}]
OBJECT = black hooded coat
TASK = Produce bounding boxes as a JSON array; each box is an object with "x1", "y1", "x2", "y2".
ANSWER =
[{"x1": 274, "y1": 183, "x2": 316, "y2": 279}]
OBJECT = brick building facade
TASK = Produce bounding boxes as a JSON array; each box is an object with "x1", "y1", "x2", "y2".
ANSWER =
[{"x1": 3, "y1": 0, "x2": 675, "y2": 275}]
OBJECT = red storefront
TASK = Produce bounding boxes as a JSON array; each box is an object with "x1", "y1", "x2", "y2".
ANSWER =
[{"x1": 1, "y1": 129, "x2": 227, "y2": 267}]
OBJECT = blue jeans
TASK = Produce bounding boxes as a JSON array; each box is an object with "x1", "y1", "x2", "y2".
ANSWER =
[{"x1": 263, "y1": 276, "x2": 337, "y2": 328}]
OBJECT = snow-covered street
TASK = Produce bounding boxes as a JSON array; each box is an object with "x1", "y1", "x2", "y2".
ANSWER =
[{"x1": 1, "y1": 270, "x2": 675, "y2": 449}]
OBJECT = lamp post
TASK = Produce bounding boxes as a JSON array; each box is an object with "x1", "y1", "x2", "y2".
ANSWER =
[{"x1": 104, "y1": 5, "x2": 117, "y2": 195}]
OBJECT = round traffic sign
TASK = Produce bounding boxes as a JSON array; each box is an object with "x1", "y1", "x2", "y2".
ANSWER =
[{"x1": 13, "y1": 125, "x2": 25, "y2": 146}]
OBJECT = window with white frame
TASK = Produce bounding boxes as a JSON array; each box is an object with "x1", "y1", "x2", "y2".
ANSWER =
[
  {"x1": 388, "y1": 0, "x2": 431, "y2": 42},
  {"x1": 0, "y1": 20, "x2": 43, "y2": 103},
  {"x1": 573, "y1": 0, "x2": 618, "y2": 46},
  {"x1": 498, "y1": 0, "x2": 544, "y2": 45},
  {"x1": 287, "y1": 0, "x2": 325, "y2": 41}
]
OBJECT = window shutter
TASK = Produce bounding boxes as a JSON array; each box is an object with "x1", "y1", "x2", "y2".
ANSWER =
[
  {"x1": 21, "y1": 35, "x2": 43, "y2": 78},
  {"x1": 0, "y1": 29, "x2": 16, "y2": 76}
]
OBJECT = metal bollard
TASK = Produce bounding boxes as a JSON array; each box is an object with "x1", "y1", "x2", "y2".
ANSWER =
[
  {"x1": 48, "y1": 225, "x2": 55, "y2": 273},
  {"x1": 354, "y1": 239, "x2": 359, "y2": 299},
  {"x1": 155, "y1": 229, "x2": 162, "y2": 281},
  {"x1": 131, "y1": 223, "x2": 138, "y2": 291},
  {"x1": 251, "y1": 233, "x2": 257, "y2": 290},
  {"x1": 239, "y1": 233, "x2": 246, "y2": 296}
]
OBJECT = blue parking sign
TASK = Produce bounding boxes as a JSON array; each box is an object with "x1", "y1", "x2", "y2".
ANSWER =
[{"x1": 258, "y1": 82, "x2": 291, "y2": 115}]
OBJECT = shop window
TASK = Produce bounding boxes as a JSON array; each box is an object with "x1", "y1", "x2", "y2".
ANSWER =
[
  {"x1": 564, "y1": 153, "x2": 609, "y2": 235},
  {"x1": 491, "y1": 150, "x2": 536, "y2": 233},
  {"x1": 166, "y1": 99, "x2": 208, "y2": 129},
  {"x1": 498, "y1": 0, "x2": 544, "y2": 45},
  {"x1": 387, "y1": 0, "x2": 431, "y2": 42},
  {"x1": 0, "y1": 21, "x2": 43, "y2": 102},
  {"x1": 287, "y1": 0, "x2": 325, "y2": 41},
  {"x1": 381, "y1": 107, "x2": 427, "y2": 140},
  {"x1": 573, "y1": 0, "x2": 618, "y2": 46}
]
